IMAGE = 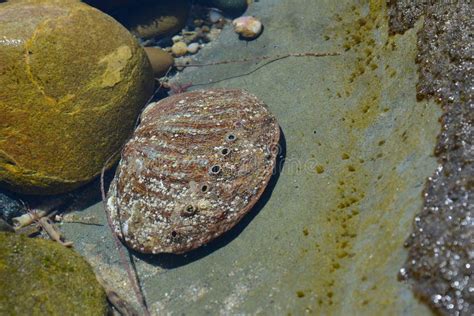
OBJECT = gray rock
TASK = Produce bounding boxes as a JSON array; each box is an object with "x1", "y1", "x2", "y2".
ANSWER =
[
  {"x1": 199, "y1": 0, "x2": 247, "y2": 16},
  {"x1": 0, "y1": 192, "x2": 26, "y2": 223},
  {"x1": 0, "y1": 218, "x2": 14, "y2": 232}
]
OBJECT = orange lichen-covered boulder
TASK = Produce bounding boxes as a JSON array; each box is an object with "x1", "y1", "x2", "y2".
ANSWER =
[{"x1": 0, "y1": 0, "x2": 154, "y2": 194}]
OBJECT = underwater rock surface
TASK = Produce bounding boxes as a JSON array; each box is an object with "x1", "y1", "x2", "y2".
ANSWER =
[
  {"x1": 58, "y1": 1, "x2": 447, "y2": 314},
  {"x1": 107, "y1": 89, "x2": 280, "y2": 254},
  {"x1": 82, "y1": 0, "x2": 135, "y2": 12},
  {"x1": 197, "y1": 0, "x2": 248, "y2": 16},
  {"x1": 119, "y1": 0, "x2": 190, "y2": 40},
  {"x1": 389, "y1": 2, "x2": 473, "y2": 315},
  {"x1": 0, "y1": 0, "x2": 154, "y2": 194},
  {"x1": 0, "y1": 232, "x2": 107, "y2": 315},
  {"x1": 144, "y1": 47, "x2": 174, "y2": 78}
]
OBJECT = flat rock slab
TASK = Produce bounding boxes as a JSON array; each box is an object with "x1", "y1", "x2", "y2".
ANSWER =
[{"x1": 62, "y1": 0, "x2": 442, "y2": 314}]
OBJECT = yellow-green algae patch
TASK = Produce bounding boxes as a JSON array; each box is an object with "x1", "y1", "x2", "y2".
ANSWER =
[
  {"x1": 290, "y1": 1, "x2": 441, "y2": 314},
  {"x1": 99, "y1": 45, "x2": 133, "y2": 88},
  {"x1": 0, "y1": 232, "x2": 107, "y2": 315},
  {"x1": 0, "y1": 0, "x2": 154, "y2": 194}
]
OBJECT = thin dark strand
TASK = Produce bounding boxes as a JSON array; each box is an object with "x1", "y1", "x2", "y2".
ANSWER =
[
  {"x1": 178, "y1": 52, "x2": 341, "y2": 87},
  {"x1": 128, "y1": 252, "x2": 149, "y2": 312},
  {"x1": 179, "y1": 51, "x2": 340, "y2": 68},
  {"x1": 97, "y1": 69, "x2": 171, "y2": 316},
  {"x1": 137, "y1": 66, "x2": 172, "y2": 127},
  {"x1": 66, "y1": 221, "x2": 104, "y2": 226},
  {"x1": 191, "y1": 56, "x2": 298, "y2": 87},
  {"x1": 100, "y1": 157, "x2": 149, "y2": 316}
]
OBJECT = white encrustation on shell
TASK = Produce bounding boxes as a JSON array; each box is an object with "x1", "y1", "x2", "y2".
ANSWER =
[{"x1": 232, "y1": 16, "x2": 263, "y2": 39}]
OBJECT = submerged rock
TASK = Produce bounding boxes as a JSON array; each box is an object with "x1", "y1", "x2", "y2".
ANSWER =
[
  {"x1": 107, "y1": 89, "x2": 280, "y2": 254},
  {"x1": 171, "y1": 41, "x2": 188, "y2": 57},
  {"x1": 82, "y1": 0, "x2": 135, "y2": 12},
  {"x1": 120, "y1": 0, "x2": 190, "y2": 40},
  {"x1": 0, "y1": 0, "x2": 154, "y2": 194},
  {"x1": 0, "y1": 191, "x2": 26, "y2": 223},
  {"x1": 187, "y1": 42, "x2": 200, "y2": 54},
  {"x1": 232, "y1": 16, "x2": 263, "y2": 39},
  {"x1": 144, "y1": 47, "x2": 174, "y2": 77},
  {"x1": 0, "y1": 232, "x2": 107, "y2": 315},
  {"x1": 198, "y1": 0, "x2": 248, "y2": 16}
]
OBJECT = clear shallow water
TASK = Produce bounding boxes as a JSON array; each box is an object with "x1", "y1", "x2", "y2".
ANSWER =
[{"x1": 61, "y1": 1, "x2": 443, "y2": 314}]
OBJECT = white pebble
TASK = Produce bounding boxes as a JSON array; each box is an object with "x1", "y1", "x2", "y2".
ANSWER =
[
  {"x1": 232, "y1": 16, "x2": 263, "y2": 39},
  {"x1": 187, "y1": 42, "x2": 200, "y2": 54},
  {"x1": 171, "y1": 41, "x2": 188, "y2": 57},
  {"x1": 172, "y1": 35, "x2": 183, "y2": 43},
  {"x1": 209, "y1": 9, "x2": 223, "y2": 23}
]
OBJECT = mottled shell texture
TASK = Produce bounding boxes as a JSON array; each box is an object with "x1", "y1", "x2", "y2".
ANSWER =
[{"x1": 107, "y1": 89, "x2": 280, "y2": 254}]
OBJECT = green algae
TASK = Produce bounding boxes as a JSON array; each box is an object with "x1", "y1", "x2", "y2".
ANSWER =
[{"x1": 0, "y1": 232, "x2": 107, "y2": 315}]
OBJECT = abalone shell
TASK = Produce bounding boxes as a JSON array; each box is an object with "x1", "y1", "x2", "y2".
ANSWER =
[{"x1": 107, "y1": 89, "x2": 280, "y2": 254}]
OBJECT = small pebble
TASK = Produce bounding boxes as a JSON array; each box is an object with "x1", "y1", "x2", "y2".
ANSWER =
[
  {"x1": 193, "y1": 19, "x2": 204, "y2": 27},
  {"x1": 209, "y1": 9, "x2": 223, "y2": 23},
  {"x1": 172, "y1": 35, "x2": 183, "y2": 43},
  {"x1": 187, "y1": 42, "x2": 200, "y2": 54},
  {"x1": 214, "y1": 18, "x2": 227, "y2": 29},
  {"x1": 232, "y1": 16, "x2": 262, "y2": 39},
  {"x1": 207, "y1": 28, "x2": 222, "y2": 41},
  {"x1": 171, "y1": 41, "x2": 188, "y2": 57},
  {"x1": 175, "y1": 56, "x2": 192, "y2": 70},
  {"x1": 204, "y1": 0, "x2": 248, "y2": 16},
  {"x1": 143, "y1": 47, "x2": 174, "y2": 77}
]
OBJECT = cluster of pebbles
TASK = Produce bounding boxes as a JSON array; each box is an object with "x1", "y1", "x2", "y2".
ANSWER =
[
  {"x1": 135, "y1": 5, "x2": 226, "y2": 74},
  {"x1": 142, "y1": 5, "x2": 262, "y2": 73},
  {"x1": 166, "y1": 7, "x2": 227, "y2": 66}
]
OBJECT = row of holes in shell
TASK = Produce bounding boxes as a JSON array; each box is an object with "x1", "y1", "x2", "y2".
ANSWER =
[
  {"x1": 180, "y1": 133, "x2": 238, "y2": 219},
  {"x1": 207, "y1": 132, "x2": 236, "y2": 177}
]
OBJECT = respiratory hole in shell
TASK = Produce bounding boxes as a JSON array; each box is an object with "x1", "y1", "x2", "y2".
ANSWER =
[
  {"x1": 221, "y1": 148, "x2": 230, "y2": 156},
  {"x1": 209, "y1": 165, "x2": 221, "y2": 175},
  {"x1": 226, "y1": 133, "x2": 236, "y2": 142}
]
